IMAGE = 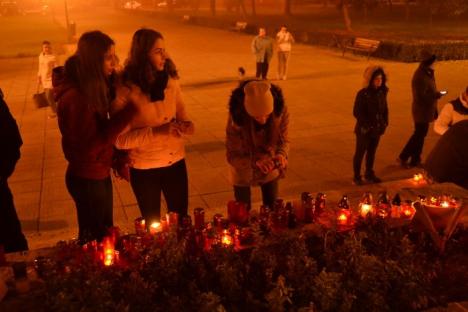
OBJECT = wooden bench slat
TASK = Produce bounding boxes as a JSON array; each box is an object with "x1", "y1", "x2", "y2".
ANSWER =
[{"x1": 342, "y1": 37, "x2": 380, "y2": 60}]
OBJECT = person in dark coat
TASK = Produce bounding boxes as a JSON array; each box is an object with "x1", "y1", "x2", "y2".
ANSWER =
[
  {"x1": 424, "y1": 120, "x2": 468, "y2": 189},
  {"x1": 0, "y1": 88, "x2": 28, "y2": 253},
  {"x1": 398, "y1": 53, "x2": 445, "y2": 168},
  {"x1": 352, "y1": 65, "x2": 389, "y2": 185}
]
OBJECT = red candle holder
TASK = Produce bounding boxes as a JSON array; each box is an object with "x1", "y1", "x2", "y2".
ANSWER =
[
  {"x1": 194, "y1": 207, "x2": 205, "y2": 229},
  {"x1": 401, "y1": 200, "x2": 416, "y2": 219},
  {"x1": 134, "y1": 217, "x2": 146, "y2": 236},
  {"x1": 149, "y1": 221, "x2": 162, "y2": 235},
  {"x1": 359, "y1": 192, "x2": 374, "y2": 217},
  {"x1": 167, "y1": 212, "x2": 179, "y2": 229},
  {"x1": 227, "y1": 200, "x2": 249, "y2": 225},
  {"x1": 336, "y1": 209, "x2": 351, "y2": 226},
  {"x1": 102, "y1": 237, "x2": 115, "y2": 266}
]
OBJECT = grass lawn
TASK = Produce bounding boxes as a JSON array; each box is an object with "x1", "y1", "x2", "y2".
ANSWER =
[{"x1": 0, "y1": 14, "x2": 67, "y2": 58}]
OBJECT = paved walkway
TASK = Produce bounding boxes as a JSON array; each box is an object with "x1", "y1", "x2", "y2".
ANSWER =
[{"x1": 1, "y1": 8, "x2": 467, "y2": 249}]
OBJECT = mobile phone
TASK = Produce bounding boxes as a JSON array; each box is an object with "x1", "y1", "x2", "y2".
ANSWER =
[{"x1": 440, "y1": 90, "x2": 447, "y2": 95}]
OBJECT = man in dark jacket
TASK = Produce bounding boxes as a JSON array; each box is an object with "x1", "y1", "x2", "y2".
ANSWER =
[
  {"x1": 425, "y1": 120, "x2": 468, "y2": 189},
  {"x1": 0, "y1": 88, "x2": 28, "y2": 253},
  {"x1": 398, "y1": 53, "x2": 445, "y2": 167}
]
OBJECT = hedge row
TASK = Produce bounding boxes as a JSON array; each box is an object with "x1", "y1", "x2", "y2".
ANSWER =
[{"x1": 182, "y1": 15, "x2": 468, "y2": 62}]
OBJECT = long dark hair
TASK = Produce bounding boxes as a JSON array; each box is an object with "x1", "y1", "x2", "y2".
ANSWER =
[
  {"x1": 123, "y1": 28, "x2": 178, "y2": 101},
  {"x1": 65, "y1": 31, "x2": 115, "y2": 117}
]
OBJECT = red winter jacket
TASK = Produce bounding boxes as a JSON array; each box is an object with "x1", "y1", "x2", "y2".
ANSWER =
[{"x1": 53, "y1": 66, "x2": 135, "y2": 180}]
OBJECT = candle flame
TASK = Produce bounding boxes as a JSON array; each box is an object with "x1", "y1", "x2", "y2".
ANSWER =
[
  {"x1": 150, "y1": 222, "x2": 162, "y2": 234},
  {"x1": 360, "y1": 204, "x2": 373, "y2": 217},
  {"x1": 413, "y1": 173, "x2": 423, "y2": 182},
  {"x1": 441, "y1": 201, "x2": 450, "y2": 208},
  {"x1": 221, "y1": 230, "x2": 233, "y2": 246},
  {"x1": 104, "y1": 248, "x2": 114, "y2": 266},
  {"x1": 337, "y1": 213, "x2": 348, "y2": 224}
]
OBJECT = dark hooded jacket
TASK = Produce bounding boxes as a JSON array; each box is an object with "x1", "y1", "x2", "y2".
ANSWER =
[
  {"x1": 425, "y1": 120, "x2": 468, "y2": 189},
  {"x1": 0, "y1": 89, "x2": 22, "y2": 180},
  {"x1": 226, "y1": 80, "x2": 289, "y2": 186},
  {"x1": 353, "y1": 66, "x2": 389, "y2": 137},
  {"x1": 411, "y1": 63, "x2": 440, "y2": 123},
  {"x1": 53, "y1": 57, "x2": 136, "y2": 180}
]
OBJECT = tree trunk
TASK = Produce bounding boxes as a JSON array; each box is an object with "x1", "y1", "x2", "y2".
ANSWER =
[
  {"x1": 405, "y1": 0, "x2": 410, "y2": 21},
  {"x1": 210, "y1": 0, "x2": 216, "y2": 16},
  {"x1": 284, "y1": 0, "x2": 291, "y2": 16},
  {"x1": 342, "y1": 2, "x2": 352, "y2": 32},
  {"x1": 251, "y1": 0, "x2": 256, "y2": 16}
]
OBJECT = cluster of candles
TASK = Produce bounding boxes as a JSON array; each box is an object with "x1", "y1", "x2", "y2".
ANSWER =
[
  {"x1": 77, "y1": 192, "x2": 459, "y2": 267},
  {"x1": 418, "y1": 194, "x2": 460, "y2": 209}
]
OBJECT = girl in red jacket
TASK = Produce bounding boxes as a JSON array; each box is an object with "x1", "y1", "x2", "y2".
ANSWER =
[{"x1": 55, "y1": 31, "x2": 135, "y2": 244}]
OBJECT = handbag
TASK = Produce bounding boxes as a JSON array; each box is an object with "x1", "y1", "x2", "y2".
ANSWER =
[{"x1": 32, "y1": 84, "x2": 49, "y2": 109}]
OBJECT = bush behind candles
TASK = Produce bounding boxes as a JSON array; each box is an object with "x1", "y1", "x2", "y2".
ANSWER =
[{"x1": 34, "y1": 222, "x2": 468, "y2": 311}]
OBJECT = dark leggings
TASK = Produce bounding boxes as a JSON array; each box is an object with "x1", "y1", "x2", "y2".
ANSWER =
[
  {"x1": 65, "y1": 171, "x2": 113, "y2": 244},
  {"x1": 0, "y1": 179, "x2": 28, "y2": 252},
  {"x1": 353, "y1": 133, "x2": 381, "y2": 178},
  {"x1": 130, "y1": 159, "x2": 188, "y2": 223},
  {"x1": 234, "y1": 179, "x2": 278, "y2": 210},
  {"x1": 399, "y1": 122, "x2": 429, "y2": 165}
]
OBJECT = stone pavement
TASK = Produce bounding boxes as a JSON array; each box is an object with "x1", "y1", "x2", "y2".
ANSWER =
[{"x1": 1, "y1": 8, "x2": 467, "y2": 249}]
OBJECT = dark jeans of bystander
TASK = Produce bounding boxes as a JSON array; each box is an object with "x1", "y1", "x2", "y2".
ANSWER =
[
  {"x1": 353, "y1": 133, "x2": 381, "y2": 178},
  {"x1": 130, "y1": 159, "x2": 189, "y2": 223},
  {"x1": 234, "y1": 179, "x2": 278, "y2": 210},
  {"x1": 65, "y1": 171, "x2": 113, "y2": 244},
  {"x1": 0, "y1": 178, "x2": 28, "y2": 252}
]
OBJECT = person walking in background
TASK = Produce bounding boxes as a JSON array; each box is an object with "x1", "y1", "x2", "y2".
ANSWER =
[
  {"x1": 0, "y1": 88, "x2": 28, "y2": 253},
  {"x1": 352, "y1": 66, "x2": 389, "y2": 185},
  {"x1": 226, "y1": 80, "x2": 289, "y2": 209},
  {"x1": 54, "y1": 31, "x2": 136, "y2": 244},
  {"x1": 38, "y1": 40, "x2": 57, "y2": 118},
  {"x1": 251, "y1": 27, "x2": 273, "y2": 80},
  {"x1": 425, "y1": 120, "x2": 468, "y2": 189},
  {"x1": 276, "y1": 25, "x2": 294, "y2": 80},
  {"x1": 114, "y1": 28, "x2": 194, "y2": 224},
  {"x1": 398, "y1": 53, "x2": 446, "y2": 168},
  {"x1": 434, "y1": 86, "x2": 468, "y2": 135}
]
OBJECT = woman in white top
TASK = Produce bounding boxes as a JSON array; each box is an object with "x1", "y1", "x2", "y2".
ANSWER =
[
  {"x1": 37, "y1": 40, "x2": 57, "y2": 117},
  {"x1": 114, "y1": 29, "x2": 194, "y2": 224},
  {"x1": 276, "y1": 25, "x2": 294, "y2": 80},
  {"x1": 434, "y1": 87, "x2": 468, "y2": 135}
]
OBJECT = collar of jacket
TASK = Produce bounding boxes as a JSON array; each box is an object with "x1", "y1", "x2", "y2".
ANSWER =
[{"x1": 451, "y1": 96, "x2": 468, "y2": 115}]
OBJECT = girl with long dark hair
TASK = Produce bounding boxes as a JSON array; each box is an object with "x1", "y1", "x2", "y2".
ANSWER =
[
  {"x1": 115, "y1": 28, "x2": 194, "y2": 224},
  {"x1": 54, "y1": 31, "x2": 136, "y2": 243}
]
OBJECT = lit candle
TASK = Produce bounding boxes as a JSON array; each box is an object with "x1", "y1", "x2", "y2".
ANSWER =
[
  {"x1": 221, "y1": 229, "x2": 233, "y2": 246},
  {"x1": 401, "y1": 200, "x2": 416, "y2": 219},
  {"x1": 359, "y1": 192, "x2": 374, "y2": 217},
  {"x1": 167, "y1": 212, "x2": 179, "y2": 229},
  {"x1": 360, "y1": 204, "x2": 373, "y2": 217},
  {"x1": 102, "y1": 237, "x2": 114, "y2": 266},
  {"x1": 413, "y1": 173, "x2": 423, "y2": 183},
  {"x1": 337, "y1": 211, "x2": 349, "y2": 225},
  {"x1": 149, "y1": 222, "x2": 162, "y2": 235},
  {"x1": 441, "y1": 201, "x2": 450, "y2": 208}
]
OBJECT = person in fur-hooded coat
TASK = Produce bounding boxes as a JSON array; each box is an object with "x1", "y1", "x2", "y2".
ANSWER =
[
  {"x1": 226, "y1": 80, "x2": 289, "y2": 210},
  {"x1": 352, "y1": 65, "x2": 389, "y2": 185}
]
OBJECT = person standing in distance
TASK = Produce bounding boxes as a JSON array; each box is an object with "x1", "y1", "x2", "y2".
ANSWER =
[
  {"x1": 37, "y1": 40, "x2": 57, "y2": 118},
  {"x1": 398, "y1": 53, "x2": 445, "y2": 168},
  {"x1": 251, "y1": 27, "x2": 274, "y2": 80},
  {"x1": 276, "y1": 25, "x2": 294, "y2": 80}
]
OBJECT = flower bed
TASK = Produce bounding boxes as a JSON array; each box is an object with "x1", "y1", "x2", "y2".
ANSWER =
[{"x1": 1, "y1": 193, "x2": 467, "y2": 311}]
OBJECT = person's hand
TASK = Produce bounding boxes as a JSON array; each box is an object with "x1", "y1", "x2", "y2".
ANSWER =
[
  {"x1": 173, "y1": 120, "x2": 194, "y2": 135},
  {"x1": 273, "y1": 154, "x2": 288, "y2": 169},
  {"x1": 152, "y1": 122, "x2": 180, "y2": 137},
  {"x1": 255, "y1": 157, "x2": 275, "y2": 174}
]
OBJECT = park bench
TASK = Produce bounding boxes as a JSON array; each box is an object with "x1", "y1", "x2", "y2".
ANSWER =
[
  {"x1": 342, "y1": 37, "x2": 380, "y2": 60},
  {"x1": 230, "y1": 21, "x2": 248, "y2": 32}
]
